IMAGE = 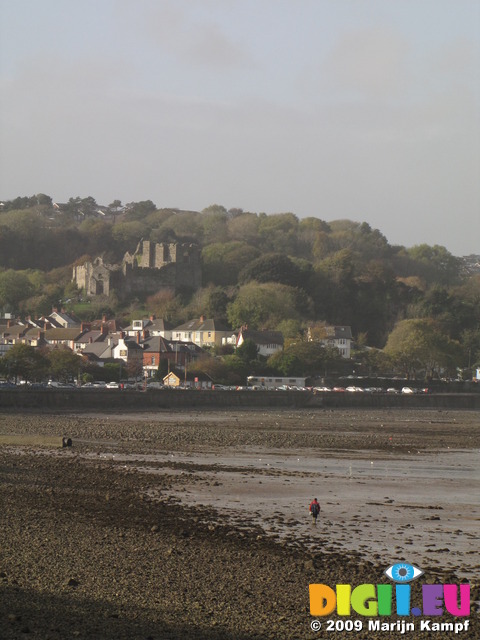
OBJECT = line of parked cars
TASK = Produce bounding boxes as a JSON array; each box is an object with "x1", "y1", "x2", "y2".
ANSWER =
[
  {"x1": 313, "y1": 386, "x2": 429, "y2": 394},
  {"x1": 0, "y1": 380, "x2": 430, "y2": 394}
]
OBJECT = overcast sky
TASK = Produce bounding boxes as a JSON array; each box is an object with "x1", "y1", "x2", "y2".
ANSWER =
[{"x1": 1, "y1": 0, "x2": 479, "y2": 256}]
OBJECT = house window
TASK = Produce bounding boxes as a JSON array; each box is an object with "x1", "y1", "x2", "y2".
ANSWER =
[
  {"x1": 119, "y1": 349, "x2": 127, "y2": 357},
  {"x1": 151, "y1": 356, "x2": 155, "y2": 365}
]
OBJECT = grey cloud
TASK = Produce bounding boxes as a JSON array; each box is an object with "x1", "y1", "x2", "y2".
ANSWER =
[
  {"x1": 118, "y1": 0, "x2": 252, "y2": 69},
  {"x1": 322, "y1": 27, "x2": 409, "y2": 99}
]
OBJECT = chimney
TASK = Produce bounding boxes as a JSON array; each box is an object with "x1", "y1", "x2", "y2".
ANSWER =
[
  {"x1": 7, "y1": 320, "x2": 13, "y2": 328},
  {"x1": 89, "y1": 337, "x2": 93, "y2": 343},
  {"x1": 136, "y1": 332, "x2": 140, "y2": 344},
  {"x1": 120, "y1": 331, "x2": 125, "y2": 339},
  {"x1": 200, "y1": 315, "x2": 206, "y2": 322},
  {"x1": 102, "y1": 314, "x2": 107, "y2": 323},
  {"x1": 101, "y1": 324, "x2": 108, "y2": 336},
  {"x1": 149, "y1": 314, "x2": 156, "y2": 321}
]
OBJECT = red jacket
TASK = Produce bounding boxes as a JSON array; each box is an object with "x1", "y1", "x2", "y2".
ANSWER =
[{"x1": 310, "y1": 500, "x2": 320, "y2": 515}]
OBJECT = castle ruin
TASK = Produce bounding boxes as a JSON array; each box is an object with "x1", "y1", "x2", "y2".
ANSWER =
[{"x1": 73, "y1": 241, "x2": 201, "y2": 299}]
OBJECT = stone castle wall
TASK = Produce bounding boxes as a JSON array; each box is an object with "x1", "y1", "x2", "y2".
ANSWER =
[{"x1": 73, "y1": 242, "x2": 201, "y2": 298}]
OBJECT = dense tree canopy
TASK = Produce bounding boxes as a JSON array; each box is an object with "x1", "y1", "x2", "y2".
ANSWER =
[
  {"x1": 0, "y1": 194, "x2": 477, "y2": 380},
  {"x1": 384, "y1": 319, "x2": 462, "y2": 379}
]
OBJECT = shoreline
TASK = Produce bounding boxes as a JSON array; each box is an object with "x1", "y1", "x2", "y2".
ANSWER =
[{"x1": 1, "y1": 408, "x2": 479, "y2": 639}]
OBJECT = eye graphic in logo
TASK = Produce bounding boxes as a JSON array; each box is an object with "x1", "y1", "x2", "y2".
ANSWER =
[{"x1": 385, "y1": 563, "x2": 424, "y2": 583}]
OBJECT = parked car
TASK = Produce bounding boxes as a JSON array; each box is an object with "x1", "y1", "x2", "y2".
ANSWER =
[
  {"x1": 106, "y1": 381, "x2": 120, "y2": 389},
  {"x1": 146, "y1": 381, "x2": 165, "y2": 390}
]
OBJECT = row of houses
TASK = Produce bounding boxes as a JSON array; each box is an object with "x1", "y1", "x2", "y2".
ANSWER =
[{"x1": 0, "y1": 310, "x2": 352, "y2": 380}]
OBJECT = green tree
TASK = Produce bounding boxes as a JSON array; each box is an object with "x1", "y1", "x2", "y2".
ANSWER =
[
  {"x1": 0, "y1": 344, "x2": 48, "y2": 382},
  {"x1": 221, "y1": 354, "x2": 249, "y2": 383},
  {"x1": 146, "y1": 290, "x2": 184, "y2": 324},
  {"x1": 460, "y1": 328, "x2": 480, "y2": 373},
  {"x1": 258, "y1": 212, "x2": 299, "y2": 254},
  {"x1": 408, "y1": 244, "x2": 462, "y2": 287},
  {"x1": 125, "y1": 200, "x2": 157, "y2": 220},
  {"x1": 239, "y1": 253, "x2": 306, "y2": 289},
  {"x1": 314, "y1": 249, "x2": 356, "y2": 326},
  {"x1": 266, "y1": 350, "x2": 302, "y2": 376},
  {"x1": 201, "y1": 205, "x2": 229, "y2": 244},
  {"x1": 187, "y1": 286, "x2": 230, "y2": 320},
  {"x1": 227, "y1": 212, "x2": 260, "y2": 244},
  {"x1": 112, "y1": 221, "x2": 147, "y2": 253},
  {"x1": 157, "y1": 211, "x2": 202, "y2": 242},
  {"x1": 0, "y1": 270, "x2": 34, "y2": 311},
  {"x1": 47, "y1": 347, "x2": 84, "y2": 382},
  {"x1": 189, "y1": 354, "x2": 234, "y2": 385},
  {"x1": 108, "y1": 199, "x2": 122, "y2": 212},
  {"x1": 384, "y1": 318, "x2": 462, "y2": 379},
  {"x1": 236, "y1": 338, "x2": 259, "y2": 364},
  {"x1": 227, "y1": 282, "x2": 311, "y2": 330},
  {"x1": 268, "y1": 341, "x2": 341, "y2": 377},
  {"x1": 202, "y1": 242, "x2": 260, "y2": 286}
]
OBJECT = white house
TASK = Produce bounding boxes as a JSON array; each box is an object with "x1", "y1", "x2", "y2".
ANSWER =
[
  {"x1": 236, "y1": 328, "x2": 284, "y2": 358},
  {"x1": 307, "y1": 324, "x2": 353, "y2": 359},
  {"x1": 172, "y1": 316, "x2": 231, "y2": 348},
  {"x1": 125, "y1": 316, "x2": 173, "y2": 340}
]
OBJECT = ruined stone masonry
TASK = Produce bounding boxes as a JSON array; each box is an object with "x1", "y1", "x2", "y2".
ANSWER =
[{"x1": 72, "y1": 240, "x2": 201, "y2": 299}]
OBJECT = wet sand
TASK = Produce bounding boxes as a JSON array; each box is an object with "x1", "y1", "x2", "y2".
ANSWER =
[
  {"x1": 1, "y1": 408, "x2": 479, "y2": 639},
  {"x1": 143, "y1": 446, "x2": 480, "y2": 580}
]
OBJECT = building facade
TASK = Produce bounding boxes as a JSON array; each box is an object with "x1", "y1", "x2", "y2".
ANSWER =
[{"x1": 72, "y1": 241, "x2": 201, "y2": 299}]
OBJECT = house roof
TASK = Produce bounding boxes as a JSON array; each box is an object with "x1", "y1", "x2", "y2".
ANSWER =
[
  {"x1": 75, "y1": 329, "x2": 120, "y2": 345},
  {"x1": 125, "y1": 318, "x2": 173, "y2": 333},
  {"x1": 149, "y1": 318, "x2": 174, "y2": 333},
  {"x1": 123, "y1": 340, "x2": 143, "y2": 351},
  {"x1": 326, "y1": 326, "x2": 353, "y2": 340},
  {"x1": 44, "y1": 328, "x2": 85, "y2": 341},
  {"x1": 81, "y1": 342, "x2": 115, "y2": 359},
  {"x1": 90, "y1": 318, "x2": 125, "y2": 332},
  {"x1": 49, "y1": 310, "x2": 81, "y2": 326},
  {"x1": 239, "y1": 329, "x2": 284, "y2": 346},
  {"x1": 173, "y1": 317, "x2": 230, "y2": 333},
  {"x1": 141, "y1": 336, "x2": 203, "y2": 356},
  {"x1": 141, "y1": 336, "x2": 172, "y2": 353},
  {"x1": 1, "y1": 323, "x2": 27, "y2": 338},
  {"x1": 21, "y1": 327, "x2": 47, "y2": 341}
]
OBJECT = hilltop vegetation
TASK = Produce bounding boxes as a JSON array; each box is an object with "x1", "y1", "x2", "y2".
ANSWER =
[{"x1": 0, "y1": 194, "x2": 479, "y2": 377}]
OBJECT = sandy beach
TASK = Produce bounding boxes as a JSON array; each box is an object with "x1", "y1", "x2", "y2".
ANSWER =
[{"x1": 1, "y1": 407, "x2": 479, "y2": 639}]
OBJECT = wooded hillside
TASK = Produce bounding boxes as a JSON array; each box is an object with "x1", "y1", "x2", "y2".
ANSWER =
[{"x1": 0, "y1": 195, "x2": 479, "y2": 375}]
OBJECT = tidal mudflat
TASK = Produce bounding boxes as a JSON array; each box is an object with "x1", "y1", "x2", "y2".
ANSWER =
[{"x1": 1, "y1": 408, "x2": 479, "y2": 639}]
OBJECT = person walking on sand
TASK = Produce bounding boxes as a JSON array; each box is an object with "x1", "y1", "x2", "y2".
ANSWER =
[{"x1": 309, "y1": 498, "x2": 320, "y2": 525}]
